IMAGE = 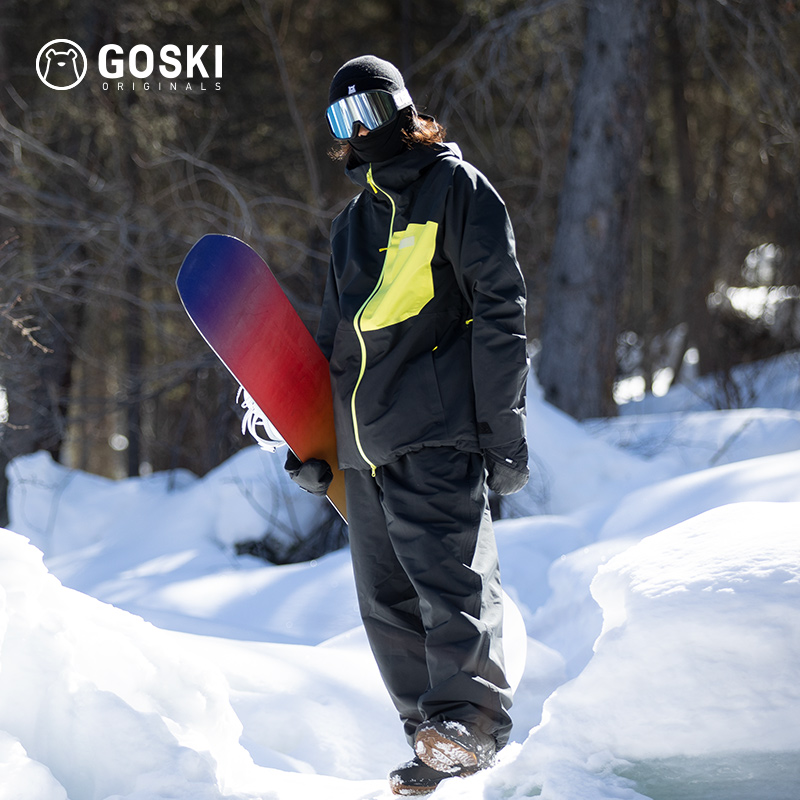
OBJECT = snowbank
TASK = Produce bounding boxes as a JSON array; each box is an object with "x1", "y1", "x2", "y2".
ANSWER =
[
  {"x1": 592, "y1": 406, "x2": 800, "y2": 473},
  {"x1": 3, "y1": 497, "x2": 800, "y2": 799},
  {"x1": 599, "y1": 449, "x2": 800, "y2": 542},
  {"x1": 0, "y1": 527, "x2": 532, "y2": 799},
  {"x1": 0, "y1": 529, "x2": 253, "y2": 800},
  {"x1": 506, "y1": 378, "x2": 667, "y2": 519},
  {"x1": 0, "y1": 528, "x2": 399, "y2": 799},
  {"x1": 6, "y1": 449, "x2": 354, "y2": 644},
  {"x1": 551, "y1": 503, "x2": 800, "y2": 757},
  {"x1": 436, "y1": 503, "x2": 800, "y2": 799},
  {"x1": 6, "y1": 445, "x2": 330, "y2": 563},
  {"x1": 5, "y1": 361, "x2": 800, "y2": 798}
]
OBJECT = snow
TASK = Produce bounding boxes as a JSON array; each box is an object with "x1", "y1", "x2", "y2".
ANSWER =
[{"x1": 4, "y1": 352, "x2": 800, "y2": 798}]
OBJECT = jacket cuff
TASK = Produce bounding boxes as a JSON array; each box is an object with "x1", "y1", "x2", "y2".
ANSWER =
[{"x1": 476, "y1": 408, "x2": 527, "y2": 451}]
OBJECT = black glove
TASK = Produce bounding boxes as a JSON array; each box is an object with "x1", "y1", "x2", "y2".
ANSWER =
[
  {"x1": 284, "y1": 451, "x2": 333, "y2": 497},
  {"x1": 484, "y1": 439, "x2": 529, "y2": 496}
]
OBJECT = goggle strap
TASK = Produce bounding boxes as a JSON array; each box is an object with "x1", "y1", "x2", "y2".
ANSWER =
[{"x1": 392, "y1": 88, "x2": 412, "y2": 109}]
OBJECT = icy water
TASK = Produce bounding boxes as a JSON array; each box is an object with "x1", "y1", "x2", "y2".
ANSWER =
[{"x1": 619, "y1": 752, "x2": 800, "y2": 800}]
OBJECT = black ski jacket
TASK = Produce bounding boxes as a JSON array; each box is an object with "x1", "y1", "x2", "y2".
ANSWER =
[{"x1": 317, "y1": 142, "x2": 528, "y2": 472}]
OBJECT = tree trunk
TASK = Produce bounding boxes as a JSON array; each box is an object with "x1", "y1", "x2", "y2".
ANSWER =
[
  {"x1": 663, "y1": 0, "x2": 707, "y2": 383},
  {"x1": 537, "y1": 0, "x2": 657, "y2": 419}
]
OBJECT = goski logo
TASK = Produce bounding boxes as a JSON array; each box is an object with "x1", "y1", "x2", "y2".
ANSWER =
[
  {"x1": 36, "y1": 39, "x2": 88, "y2": 90},
  {"x1": 34, "y1": 39, "x2": 223, "y2": 93}
]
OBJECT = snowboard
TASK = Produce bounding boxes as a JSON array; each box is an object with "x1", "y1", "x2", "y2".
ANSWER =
[{"x1": 176, "y1": 234, "x2": 346, "y2": 521}]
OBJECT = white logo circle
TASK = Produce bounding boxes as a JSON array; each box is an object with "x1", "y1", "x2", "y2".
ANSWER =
[{"x1": 36, "y1": 39, "x2": 88, "y2": 90}]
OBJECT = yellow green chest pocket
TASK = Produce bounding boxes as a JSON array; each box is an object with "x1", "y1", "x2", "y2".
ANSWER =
[{"x1": 359, "y1": 221, "x2": 438, "y2": 332}]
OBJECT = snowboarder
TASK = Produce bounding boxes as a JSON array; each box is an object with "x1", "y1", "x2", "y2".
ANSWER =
[{"x1": 286, "y1": 55, "x2": 529, "y2": 795}]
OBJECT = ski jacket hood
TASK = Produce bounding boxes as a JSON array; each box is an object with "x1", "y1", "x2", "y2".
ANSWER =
[{"x1": 317, "y1": 142, "x2": 528, "y2": 471}]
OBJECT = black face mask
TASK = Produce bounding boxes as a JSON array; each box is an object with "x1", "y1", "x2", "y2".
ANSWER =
[{"x1": 348, "y1": 109, "x2": 411, "y2": 164}]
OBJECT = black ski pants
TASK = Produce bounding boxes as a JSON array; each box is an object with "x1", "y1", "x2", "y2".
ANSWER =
[{"x1": 345, "y1": 446, "x2": 512, "y2": 749}]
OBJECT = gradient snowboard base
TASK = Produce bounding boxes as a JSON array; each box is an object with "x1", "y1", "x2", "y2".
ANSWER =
[{"x1": 177, "y1": 234, "x2": 346, "y2": 520}]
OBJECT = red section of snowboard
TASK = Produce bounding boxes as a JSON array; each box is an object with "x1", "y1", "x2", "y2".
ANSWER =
[{"x1": 176, "y1": 234, "x2": 346, "y2": 520}]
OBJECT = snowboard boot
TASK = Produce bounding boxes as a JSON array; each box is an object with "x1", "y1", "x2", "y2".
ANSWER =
[
  {"x1": 389, "y1": 756, "x2": 454, "y2": 795},
  {"x1": 413, "y1": 720, "x2": 497, "y2": 775}
]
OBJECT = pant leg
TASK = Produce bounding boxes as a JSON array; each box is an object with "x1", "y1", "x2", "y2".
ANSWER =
[
  {"x1": 345, "y1": 466, "x2": 430, "y2": 743},
  {"x1": 347, "y1": 447, "x2": 513, "y2": 749},
  {"x1": 378, "y1": 447, "x2": 512, "y2": 748}
]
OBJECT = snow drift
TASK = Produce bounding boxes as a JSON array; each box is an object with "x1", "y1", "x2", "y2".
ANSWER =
[
  {"x1": 499, "y1": 502, "x2": 800, "y2": 800},
  {"x1": 4, "y1": 360, "x2": 800, "y2": 798}
]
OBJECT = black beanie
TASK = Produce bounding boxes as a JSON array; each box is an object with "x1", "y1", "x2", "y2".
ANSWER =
[{"x1": 328, "y1": 55, "x2": 412, "y2": 107}]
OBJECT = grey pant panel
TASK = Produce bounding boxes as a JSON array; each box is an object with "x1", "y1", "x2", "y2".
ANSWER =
[{"x1": 345, "y1": 447, "x2": 512, "y2": 748}]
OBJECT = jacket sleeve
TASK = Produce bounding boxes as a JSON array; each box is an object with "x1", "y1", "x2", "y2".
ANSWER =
[
  {"x1": 442, "y1": 163, "x2": 529, "y2": 451},
  {"x1": 315, "y1": 256, "x2": 341, "y2": 361}
]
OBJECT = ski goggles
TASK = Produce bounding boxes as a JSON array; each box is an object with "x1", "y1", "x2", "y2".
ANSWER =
[{"x1": 326, "y1": 88, "x2": 412, "y2": 140}]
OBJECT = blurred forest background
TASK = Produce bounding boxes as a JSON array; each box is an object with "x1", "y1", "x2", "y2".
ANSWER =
[{"x1": 0, "y1": 0, "x2": 798, "y2": 527}]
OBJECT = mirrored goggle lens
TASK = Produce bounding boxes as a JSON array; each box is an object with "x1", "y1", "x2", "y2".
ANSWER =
[{"x1": 326, "y1": 91, "x2": 398, "y2": 139}]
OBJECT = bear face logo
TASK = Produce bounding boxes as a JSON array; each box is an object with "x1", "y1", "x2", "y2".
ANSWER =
[{"x1": 36, "y1": 39, "x2": 87, "y2": 90}]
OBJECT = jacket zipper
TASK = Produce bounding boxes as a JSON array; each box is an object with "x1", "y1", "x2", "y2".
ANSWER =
[{"x1": 350, "y1": 165, "x2": 397, "y2": 476}]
